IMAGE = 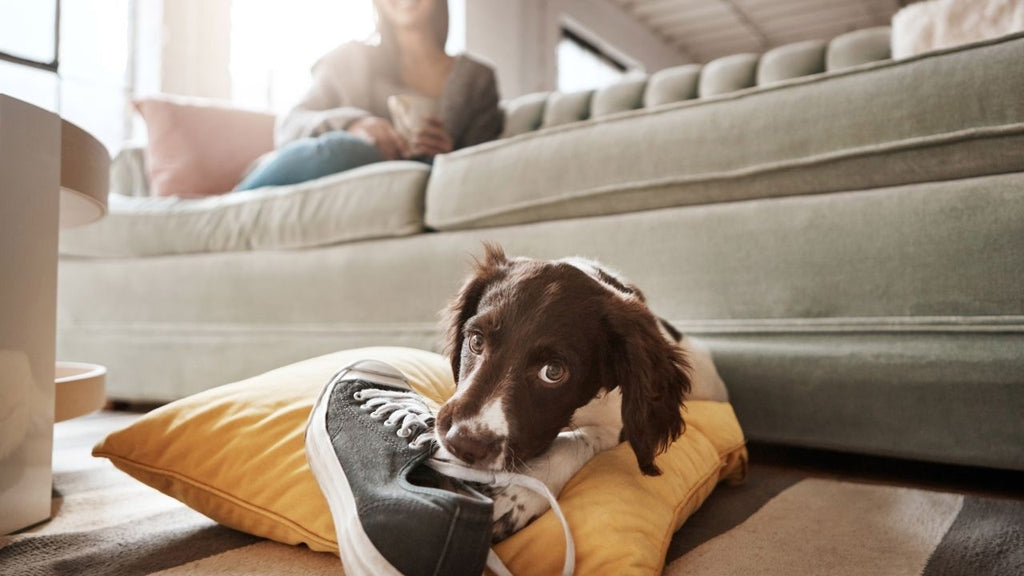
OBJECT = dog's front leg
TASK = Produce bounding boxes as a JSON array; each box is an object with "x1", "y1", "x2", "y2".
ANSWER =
[{"x1": 491, "y1": 421, "x2": 620, "y2": 541}]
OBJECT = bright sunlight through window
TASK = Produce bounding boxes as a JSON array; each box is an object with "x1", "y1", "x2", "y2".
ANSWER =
[
  {"x1": 557, "y1": 28, "x2": 628, "y2": 93},
  {"x1": 231, "y1": 0, "x2": 466, "y2": 113},
  {"x1": 230, "y1": 0, "x2": 376, "y2": 113}
]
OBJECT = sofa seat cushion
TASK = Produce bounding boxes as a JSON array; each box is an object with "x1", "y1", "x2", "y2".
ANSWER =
[
  {"x1": 60, "y1": 161, "x2": 430, "y2": 257},
  {"x1": 425, "y1": 32, "x2": 1024, "y2": 231}
]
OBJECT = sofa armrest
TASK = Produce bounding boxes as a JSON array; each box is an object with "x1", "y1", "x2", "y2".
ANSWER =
[{"x1": 110, "y1": 145, "x2": 150, "y2": 197}]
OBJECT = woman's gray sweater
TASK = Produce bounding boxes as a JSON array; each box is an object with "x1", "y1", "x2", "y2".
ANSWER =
[{"x1": 276, "y1": 42, "x2": 503, "y2": 150}]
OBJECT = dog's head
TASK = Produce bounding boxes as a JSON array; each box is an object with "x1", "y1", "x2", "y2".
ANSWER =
[{"x1": 435, "y1": 244, "x2": 690, "y2": 475}]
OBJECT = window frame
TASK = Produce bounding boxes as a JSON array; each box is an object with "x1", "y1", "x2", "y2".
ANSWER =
[
  {"x1": 0, "y1": 0, "x2": 61, "y2": 73},
  {"x1": 559, "y1": 25, "x2": 629, "y2": 75}
]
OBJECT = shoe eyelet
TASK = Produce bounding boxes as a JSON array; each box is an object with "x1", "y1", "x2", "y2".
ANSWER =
[
  {"x1": 397, "y1": 428, "x2": 411, "y2": 438},
  {"x1": 353, "y1": 391, "x2": 365, "y2": 401}
]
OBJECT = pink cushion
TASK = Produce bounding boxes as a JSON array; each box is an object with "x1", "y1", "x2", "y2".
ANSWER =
[{"x1": 135, "y1": 96, "x2": 275, "y2": 198}]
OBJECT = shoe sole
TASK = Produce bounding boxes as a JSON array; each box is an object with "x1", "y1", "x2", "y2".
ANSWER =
[{"x1": 305, "y1": 369, "x2": 404, "y2": 576}]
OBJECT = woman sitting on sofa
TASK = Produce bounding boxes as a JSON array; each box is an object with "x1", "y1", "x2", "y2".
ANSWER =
[{"x1": 236, "y1": 0, "x2": 503, "y2": 190}]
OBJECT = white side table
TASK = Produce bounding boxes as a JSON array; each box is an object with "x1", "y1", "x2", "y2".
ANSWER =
[
  {"x1": 55, "y1": 362, "x2": 107, "y2": 422},
  {"x1": 0, "y1": 96, "x2": 109, "y2": 534},
  {"x1": 54, "y1": 119, "x2": 110, "y2": 423}
]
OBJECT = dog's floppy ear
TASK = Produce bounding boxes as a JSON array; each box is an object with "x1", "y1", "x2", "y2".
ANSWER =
[
  {"x1": 443, "y1": 243, "x2": 507, "y2": 381},
  {"x1": 604, "y1": 301, "x2": 691, "y2": 475}
]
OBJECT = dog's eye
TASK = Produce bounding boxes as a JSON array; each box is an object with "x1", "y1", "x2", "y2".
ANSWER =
[
  {"x1": 468, "y1": 333, "x2": 484, "y2": 354},
  {"x1": 538, "y1": 362, "x2": 568, "y2": 385}
]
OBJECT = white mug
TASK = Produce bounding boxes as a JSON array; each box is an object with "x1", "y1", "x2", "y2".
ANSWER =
[{"x1": 387, "y1": 94, "x2": 439, "y2": 143}]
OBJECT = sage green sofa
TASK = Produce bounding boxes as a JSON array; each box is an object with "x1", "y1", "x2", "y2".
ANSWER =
[{"x1": 58, "y1": 28, "x2": 1024, "y2": 472}]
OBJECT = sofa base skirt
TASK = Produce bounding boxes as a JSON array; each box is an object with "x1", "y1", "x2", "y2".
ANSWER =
[
  {"x1": 704, "y1": 332, "x2": 1024, "y2": 472},
  {"x1": 57, "y1": 323, "x2": 441, "y2": 403},
  {"x1": 58, "y1": 172, "x2": 1024, "y2": 470},
  {"x1": 59, "y1": 322, "x2": 1024, "y2": 471}
]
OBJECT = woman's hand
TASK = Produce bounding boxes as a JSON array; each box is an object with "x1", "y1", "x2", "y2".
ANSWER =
[
  {"x1": 409, "y1": 117, "x2": 453, "y2": 158},
  {"x1": 349, "y1": 116, "x2": 409, "y2": 160}
]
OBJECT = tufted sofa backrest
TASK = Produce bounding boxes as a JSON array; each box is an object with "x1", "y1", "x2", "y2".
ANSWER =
[{"x1": 501, "y1": 26, "x2": 892, "y2": 138}]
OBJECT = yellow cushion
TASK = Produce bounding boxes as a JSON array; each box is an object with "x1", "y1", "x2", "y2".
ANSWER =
[{"x1": 94, "y1": 346, "x2": 747, "y2": 575}]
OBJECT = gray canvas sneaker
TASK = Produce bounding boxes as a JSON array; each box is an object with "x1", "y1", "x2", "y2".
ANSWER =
[{"x1": 305, "y1": 360, "x2": 493, "y2": 576}]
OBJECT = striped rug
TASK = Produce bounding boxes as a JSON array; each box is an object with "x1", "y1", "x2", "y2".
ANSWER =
[{"x1": 1, "y1": 412, "x2": 1021, "y2": 575}]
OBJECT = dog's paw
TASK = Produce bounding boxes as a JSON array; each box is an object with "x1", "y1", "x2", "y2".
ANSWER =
[{"x1": 489, "y1": 483, "x2": 552, "y2": 542}]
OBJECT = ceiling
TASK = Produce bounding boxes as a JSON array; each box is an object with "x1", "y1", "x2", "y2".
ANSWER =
[{"x1": 609, "y1": 0, "x2": 906, "y2": 63}]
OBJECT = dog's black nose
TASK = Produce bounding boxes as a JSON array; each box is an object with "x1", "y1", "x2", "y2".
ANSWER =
[{"x1": 444, "y1": 426, "x2": 500, "y2": 466}]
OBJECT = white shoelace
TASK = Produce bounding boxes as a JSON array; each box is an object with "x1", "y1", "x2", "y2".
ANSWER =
[
  {"x1": 353, "y1": 388, "x2": 436, "y2": 449},
  {"x1": 426, "y1": 459, "x2": 575, "y2": 576},
  {"x1": 353, "y1": 388, "x2": 576, "y2": 576}
]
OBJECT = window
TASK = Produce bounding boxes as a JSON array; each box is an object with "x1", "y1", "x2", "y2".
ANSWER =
[
  {"x1": 0, "y1": 0, "x2": 133, "y2": 153},
  {"x1": 230, "y1": 0, "x2": 376, "y2": 113},
  {"x1": 0, "y1": 0, "x2": 60, "y2": 110},
  {"x1": 557, "y1": 26, "x2": 629, "y2": 93},
  {"x1": 59, "y1": 0, "x2": 132, "y2": 152},
  {"x1": 0, "y1": 0, "x2": 58, "y2": 66}
]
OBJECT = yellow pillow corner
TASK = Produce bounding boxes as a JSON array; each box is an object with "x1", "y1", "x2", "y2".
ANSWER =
[{"x1": 93, "y1": 346, "x2": 747, "y2": 574}]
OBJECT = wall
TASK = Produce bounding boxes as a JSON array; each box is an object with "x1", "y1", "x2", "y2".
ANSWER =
[
  {"x1": 465, "y1": 0, "x2": 690, "y2": 98},
  {"x1": 464, "y1": 1, "x2": 535, "y2": 98},
  {"x1": 143, "y1": 0, "x2": 687, "y2": 102},
  {"x1": 545, "y1": 0, "x2": 690, "y2": 77},
  {"x1": 156, "y1": 0, "x2": 232, "y2": 99}
]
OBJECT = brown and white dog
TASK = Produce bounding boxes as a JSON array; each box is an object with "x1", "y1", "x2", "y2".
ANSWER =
[{"x1": 434, "y1": 244, "x2": 728, "y2": 540}]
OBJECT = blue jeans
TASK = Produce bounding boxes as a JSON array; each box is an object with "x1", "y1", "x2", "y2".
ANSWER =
[{"x1": 235, "y1": 131, "x2": 383, "y2": 190}]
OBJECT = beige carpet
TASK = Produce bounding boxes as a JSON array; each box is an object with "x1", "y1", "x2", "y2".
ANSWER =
[{"x1": 667, "y1": 479, "x2": 962, "y2": 576}]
